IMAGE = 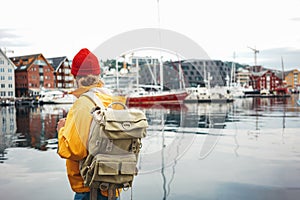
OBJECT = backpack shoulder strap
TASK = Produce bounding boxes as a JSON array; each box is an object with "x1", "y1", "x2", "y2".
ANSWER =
[{"x1": 82, "y1": 90, "x2": 105, "y2": 109}]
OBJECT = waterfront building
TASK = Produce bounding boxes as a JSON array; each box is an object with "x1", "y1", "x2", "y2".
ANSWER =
[
  {"x1": 129, "y1": 58, "x2": 231, "y2": 90},
  {"x1": 0, "y1": 49, "x2": 16, "y2": 102},
  {"x1": 284, "y1": 69, "x2": 300, "y2": 92},
  {"x1": 10, "y1": 54, "x2": 55, "y2": 97},
  {"x1": 164, "y1": 59, "x2": 231, "y2": 89},
  {"x1": 236, "y1": 68, "x2": 251, "y2": 87},
  {"x1": 47, "y1": 57, "x2": 74, "y2": 91},
  {"x1": 249, "y1": 69, "x2": 283, "y2": 92}
]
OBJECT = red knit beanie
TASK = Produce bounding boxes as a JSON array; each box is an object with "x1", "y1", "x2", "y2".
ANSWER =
[{"x1": 71, "y1": 48, "x2": 100, "y2": 77}]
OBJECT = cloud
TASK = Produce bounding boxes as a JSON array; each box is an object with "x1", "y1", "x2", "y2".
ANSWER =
[
  {"x1": 237, "y1": 47, "x2": 300, "y2": 70},
  {"x1": 259, "y1": 47, "x2": 300, "y2": 69},
  {"x1": 290, "y1": 17, "x2": 300, "y2": 21},
  {"x1": 0, "y1": 29, "x2": 18, "y2": 38},
  {"x1": 0, "y1": 29, "x2": 30, "y2": 47}
]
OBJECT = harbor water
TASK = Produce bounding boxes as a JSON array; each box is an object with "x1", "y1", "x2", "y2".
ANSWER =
[{"x1": 1, "y1": 95, "x2": 300, "y2": 200}]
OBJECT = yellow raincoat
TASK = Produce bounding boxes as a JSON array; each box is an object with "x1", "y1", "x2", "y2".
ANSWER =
[{"x1": 57, "y1": 83, "x2": 125, "y2": 195}]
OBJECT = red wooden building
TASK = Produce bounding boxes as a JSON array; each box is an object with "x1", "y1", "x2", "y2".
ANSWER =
[
  {"x1": 249, "y1": 70, "x2": 283, "y2": 92},
  {"x1": 10, "y1": 54, "x2": 55, "y2": 97}
]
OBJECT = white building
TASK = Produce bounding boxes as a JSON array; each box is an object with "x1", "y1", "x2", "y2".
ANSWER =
[
  {"x1": 0, "y1": 49, "x2": 15, "y2": 102},
  {"x1": 236, "y1": 68, "x2": 251, "y2": 87}
]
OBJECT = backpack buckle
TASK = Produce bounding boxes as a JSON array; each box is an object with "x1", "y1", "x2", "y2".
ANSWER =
[
  {"x1": 123, "y1": 183, "x2": 130, "y2": 191},
  {"x1": 122, "y1": 122, "x2": 131, "y2": 129},
  {"x1": 99, "y1": 183, "x2": 109, "y2": 191}
]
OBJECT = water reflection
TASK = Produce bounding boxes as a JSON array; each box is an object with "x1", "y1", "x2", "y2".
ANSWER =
[
  {"x1": 16, "y1": 105, "x2": 70, "y2": 150},
  {"x1": 1, "y1": 95, "x2": 300, "y2": 199},
  {"x1": 145, "y1": 102, "x2": 232, "y2": 133},
  {"x1": 0, "y1": 106, "x2": 16, "y2": 162},
  {"x1": 0, "y1": 104, "x2": 71, "y2": 159},
  {"x1": 1, "y1": 95, "x2": 299, "y2": 159}
]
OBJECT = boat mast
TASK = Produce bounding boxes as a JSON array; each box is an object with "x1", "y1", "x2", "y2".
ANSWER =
[
  {"x1": 177, "y1": 53, "x2": 185, "y2": 90},
  {"x1": 145, "y1": 58, "x2": 158, "y2": 86},
  {"x1": 178, "y1": 60, "x2": 182, "y2": 90},
  {"x1": 156, "y1": 0, "x2": 163, "y2": 92},
  {"x1": 136, "y1": 57, "x2": 139, "y2": 89},
  {"x1": 281, "y1": 56, "x2": 285, "y2": 84},
  {"x1": 203, "y1": 61, "x2": 207, "y2": 87},
  {"x1": 116, "y1": 58, "x2": 119, "y2": 91},
  {"x1": 230, "y1": 52, "x2": 236, "y2": 87},
  {"x1": 160, "y1": 57, "x2": 164, "y2": 91}
]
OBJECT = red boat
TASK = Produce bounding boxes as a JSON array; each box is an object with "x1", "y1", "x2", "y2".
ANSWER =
[
  {"x1": 126, "y1": 90, "x2": 188, "y2": 106},
  {"x1": 128, "y1": 101, "x2": 188, "y2": 111}
]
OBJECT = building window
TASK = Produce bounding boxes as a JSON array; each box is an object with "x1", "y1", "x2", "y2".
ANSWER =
[
  {"x1": 8, "y1": 76, "x2": 12, "y2": 80},
  {"x1": 0, "y1": 76, "x2": 5, "y2": 80},
  {"x1": 0, "y1": 68, "x2": 4, "y2": 72},
  {"x1": 1, "y1": 84, "x2": 4, "y2": 88},
  {"x1": 65, "y1": 68, "x2": 70, "y2": 74},
  {"x1": 64, "y1": 61, "x2": 69, "y2": 67},
  {"x1": 182, "y1": 65, "x2": 190, "y2": 70},
  {"x1": 8, "y1": 68, "x2": 12, "y2": 73},
  {"x1": 39, "y1": 66, "x2": 44, "y2": 73},
  {"x1": 34, "y1": 60, "x2": 47, "y2": 66}
]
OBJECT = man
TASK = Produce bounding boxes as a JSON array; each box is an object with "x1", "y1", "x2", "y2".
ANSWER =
[{"x1": 57, "y1": 48, "x2": 121, "y2": 200}]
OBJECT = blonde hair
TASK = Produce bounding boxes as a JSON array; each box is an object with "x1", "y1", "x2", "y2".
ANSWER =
[{"x1": 76, "y1": 74, "x2": 104, "y2": 87}]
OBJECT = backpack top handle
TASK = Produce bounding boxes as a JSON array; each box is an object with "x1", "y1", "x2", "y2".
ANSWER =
[
  {"x1": 107, "y1": 102, "x2": 128, "y2": 110},
  {"x1": 82, "y1": 89, "x2": 128, "y2": 110}
]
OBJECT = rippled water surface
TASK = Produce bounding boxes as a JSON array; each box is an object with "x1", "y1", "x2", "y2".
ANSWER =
[{"x1": 1, "y1": 95, "x2": 300, "y2": 200}]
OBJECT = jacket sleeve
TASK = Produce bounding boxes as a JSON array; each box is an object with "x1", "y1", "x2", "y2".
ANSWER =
[{"x1": 57, "y1": 99, "x2": 93, "y2": 161}]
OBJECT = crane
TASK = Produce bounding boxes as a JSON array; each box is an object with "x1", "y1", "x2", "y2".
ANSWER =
[{"x1": 248, "y1": 46, "x2": 259, "y2": 66}]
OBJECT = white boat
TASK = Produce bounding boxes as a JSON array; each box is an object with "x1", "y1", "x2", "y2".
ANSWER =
[
  {"x1": 184, "y1": 86, "x2": 234, "y2": 103},
  {"x1": 38, "y1": 90, "x2": 77, "y2": 104}
]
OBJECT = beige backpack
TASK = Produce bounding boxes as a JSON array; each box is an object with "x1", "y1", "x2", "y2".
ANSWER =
[{"x1": 79, "y1": 91, "x2": 148, "y2": 200}]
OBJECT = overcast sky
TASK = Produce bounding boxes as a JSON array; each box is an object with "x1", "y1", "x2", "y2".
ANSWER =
[{"x1": 1, "y1": 0, "x2": 300, "y2": 70}]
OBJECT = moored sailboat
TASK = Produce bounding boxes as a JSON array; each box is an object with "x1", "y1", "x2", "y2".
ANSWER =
[
  {"x1": 126, "y1": 89, "x2": 188, "y2": 105},
  {"x1": 110, "y1": 55, "x2": 188, "y2": 106}
]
